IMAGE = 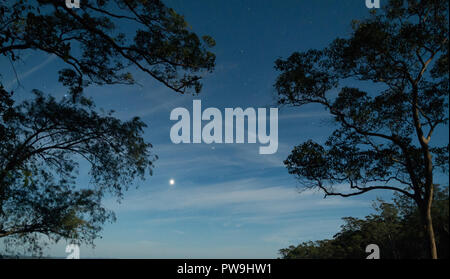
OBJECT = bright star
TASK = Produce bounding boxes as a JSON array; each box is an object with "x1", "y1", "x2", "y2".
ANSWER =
[{"x1": 169, "y1": 179, "x2": 175, "y2": 186}]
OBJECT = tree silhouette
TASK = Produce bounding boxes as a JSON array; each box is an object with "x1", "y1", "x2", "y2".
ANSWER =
[
  {"x1": 1, "y1": 0, "x2": 215, "y2": 98},
  {"x1": 0, "y1": 0, "x2": 215, "y2": 256},
  {"x1": 275, "y1": 0, "x2": 448, "y2": 259}
]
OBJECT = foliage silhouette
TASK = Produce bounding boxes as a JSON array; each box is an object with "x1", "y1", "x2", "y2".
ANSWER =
[
  {"x1": 0, "y1": 0, "x2": 215, "y2": 256},
  {"x1": 275, "y1": 0, "x2": 448, "y2": 258}
]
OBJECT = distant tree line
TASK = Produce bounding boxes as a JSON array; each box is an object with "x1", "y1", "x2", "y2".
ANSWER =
[{"x1": 279, "y1": 186, "x2": 449, "y2": 259}]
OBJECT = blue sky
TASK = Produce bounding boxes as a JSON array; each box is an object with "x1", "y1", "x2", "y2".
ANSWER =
[{"x1": 1, "y1": 0, "x2": 448, "y2": 258}]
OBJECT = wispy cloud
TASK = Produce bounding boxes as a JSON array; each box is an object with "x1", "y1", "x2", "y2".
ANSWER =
[
  {"x1": 106, "y1": 177, "x2": 368, "y2": 216},
  {"x1": 5, "y1": 54, "x2": 58, "y2": 90},
  {"x1": 278, "y1": 111, "x2": 331, "y2": 120}
]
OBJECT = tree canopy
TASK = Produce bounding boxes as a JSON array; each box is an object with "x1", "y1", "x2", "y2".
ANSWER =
[
  {"x1": 1, "y1": 0, "x2": 215, "y2": 98},
  {"x1": 0, "y1": 88, "x2": 157, "y2": 254},
  {"x1": 0, "y1": 0, "x2": 215, "y2": 256},
  {"x1": 275, "y1": 0, "x2": 448, "y2": 258}
]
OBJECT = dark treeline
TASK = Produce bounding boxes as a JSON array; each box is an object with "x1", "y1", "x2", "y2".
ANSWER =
[{"x1": 280, "y1": 186, "x2": 449, "y2": 259}]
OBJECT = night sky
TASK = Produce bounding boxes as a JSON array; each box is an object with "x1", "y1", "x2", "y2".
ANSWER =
[{"x1": 2, "y1": 0, "x2": 448, "y2": 258}]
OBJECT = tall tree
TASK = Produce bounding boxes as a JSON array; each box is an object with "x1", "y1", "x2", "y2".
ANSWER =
[
  {"x1": 0, "y1": 0, "x2": 215, "y2": 256},
  {"x1": 275, "y1": 0, "x2": 448, "y2": 259}
]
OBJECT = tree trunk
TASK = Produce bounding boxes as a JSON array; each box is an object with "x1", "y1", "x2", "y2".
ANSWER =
[
  {"x1": 419, "y1": 197, "x2": 438, "y2": 259},
  {"x1": 410, "y1": 81, "x2": 438, "y2": 259},
  {"x1": 425, "y1": 202, "x2": 438, "y2": 259}
]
